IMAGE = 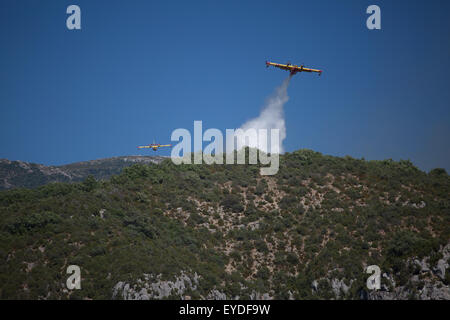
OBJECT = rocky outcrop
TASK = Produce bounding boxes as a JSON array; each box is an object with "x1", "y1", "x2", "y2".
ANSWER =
[
  {"x1": 112, "y1": 272, "x2": 274, "y2": 300},
  {"x1": 368, "y1": 243, "x2": 450, "y2": 300},
  {"x1": 206, "y1": 289, "x2": 227, "y2": 300},
  {"x1": 331, "y1": 278, "x2": 352, "y2": 298},
  {"x1": 249, "y1": 291, "x2": 272, "y2": 300},
  {"x1": 113, "y1": 271, "x2": 200, "y2": 300},
  {"x1": 368, "y1": 278, "x2": 449, "y2": 300}
]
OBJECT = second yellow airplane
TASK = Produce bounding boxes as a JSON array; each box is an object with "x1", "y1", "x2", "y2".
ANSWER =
[
  {"x1": 138, "y1": 143, "x2": 171, "y2": 151},
  {"x1": 266, "y1": 61, "x2": 322, "y2": 76}
]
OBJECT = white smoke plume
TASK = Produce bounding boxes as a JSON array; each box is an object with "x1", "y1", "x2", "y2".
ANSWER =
[{"x1": 236, "y1": 75, "x2": 292, "y2": 153}]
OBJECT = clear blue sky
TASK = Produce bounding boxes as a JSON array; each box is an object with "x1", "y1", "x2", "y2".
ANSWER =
[{"x1": 1, "y1": 0, "x2": 449, "y2": 172}]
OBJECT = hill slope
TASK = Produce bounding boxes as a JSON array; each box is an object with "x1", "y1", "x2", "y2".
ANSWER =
[
  {"x1": 0, "y1": 156, "x2": 166, "y2": 190},
  {"x1": 0, "y1": 149, "x2": 448, "y2": 299}
]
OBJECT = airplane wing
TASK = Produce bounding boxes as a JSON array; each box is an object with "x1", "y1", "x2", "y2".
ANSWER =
[
  {"x1": 138, "y1": 146, "x2": 152, "y2": 148},
  {"x1": 301, "y1": 67, "x2": 322, "y2": 73},
  {"x1": 158, "y1": 144, "x2": 172, "y2": 147}
]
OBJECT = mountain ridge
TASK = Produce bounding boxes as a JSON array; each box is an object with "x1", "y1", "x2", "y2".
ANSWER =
[{"x1": 0, "y1": 156, "x2": 167, "y2": 190}]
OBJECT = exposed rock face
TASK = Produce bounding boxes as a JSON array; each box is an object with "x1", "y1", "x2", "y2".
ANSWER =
[
  {"x1": 306, "y1": 243, "x2": 450, "y2": 300},
  {"x1": 206, "y1": 289, "x2": 227, "y2": 300},
  {"x1": 433, "y1": 244, "x2": 450, "y2": 280},
  {"x1": 434, "y1": 259, "x2": 447, "y2": 280},
  {"x1": 249, "y1": 292, "x2": 272, "y2": 300},
  {"x1": 367, "y1": 243, "x2": 450, "y2": 300},
  {"x1": 368, "y1": 279, "x2": 450, "y2": 300},
  {"x1": 419, "y1": 282, "x2": 450, "y2": 300},
  {"x1": 414, "y1": 258, "x2": 431, "y2": 273},
  {"x1": 331, "y1": 278, "x2": 351, "y2": 298},
  {"x1": 113, "y1": 271, "x2": 200, "y2": 300},
  {"x1": 310, "y1": 278, "x2": 352, "y2": 298},
  {"x1": 112, "y1": 272, "x2": 273, "y2": 300}
]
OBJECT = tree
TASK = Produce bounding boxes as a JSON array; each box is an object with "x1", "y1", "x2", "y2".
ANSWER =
[{"x1": 82, "y1": 175, "x2": 98, "y2": 192}]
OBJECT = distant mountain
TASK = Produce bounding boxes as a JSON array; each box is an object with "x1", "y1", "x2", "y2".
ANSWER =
[
  {"x1": 0, "y1": 149, "x2": 448, "y2": 300},
  {"x1": 0, "y1": 156, "x2": 167, "y2": 190}
]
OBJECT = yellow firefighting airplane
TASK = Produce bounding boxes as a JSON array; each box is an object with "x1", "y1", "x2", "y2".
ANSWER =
[
  {"x1": 137, "y1": 142, "x2": 172, "y2": 151},
  {"x1": 266, "y1": 61, "x2": 323, "y2": 76}
]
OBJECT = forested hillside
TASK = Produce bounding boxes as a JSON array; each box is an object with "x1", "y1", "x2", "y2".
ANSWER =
[{"x1": 0, "y1": 149, "x2": 448, "y2": 299}]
